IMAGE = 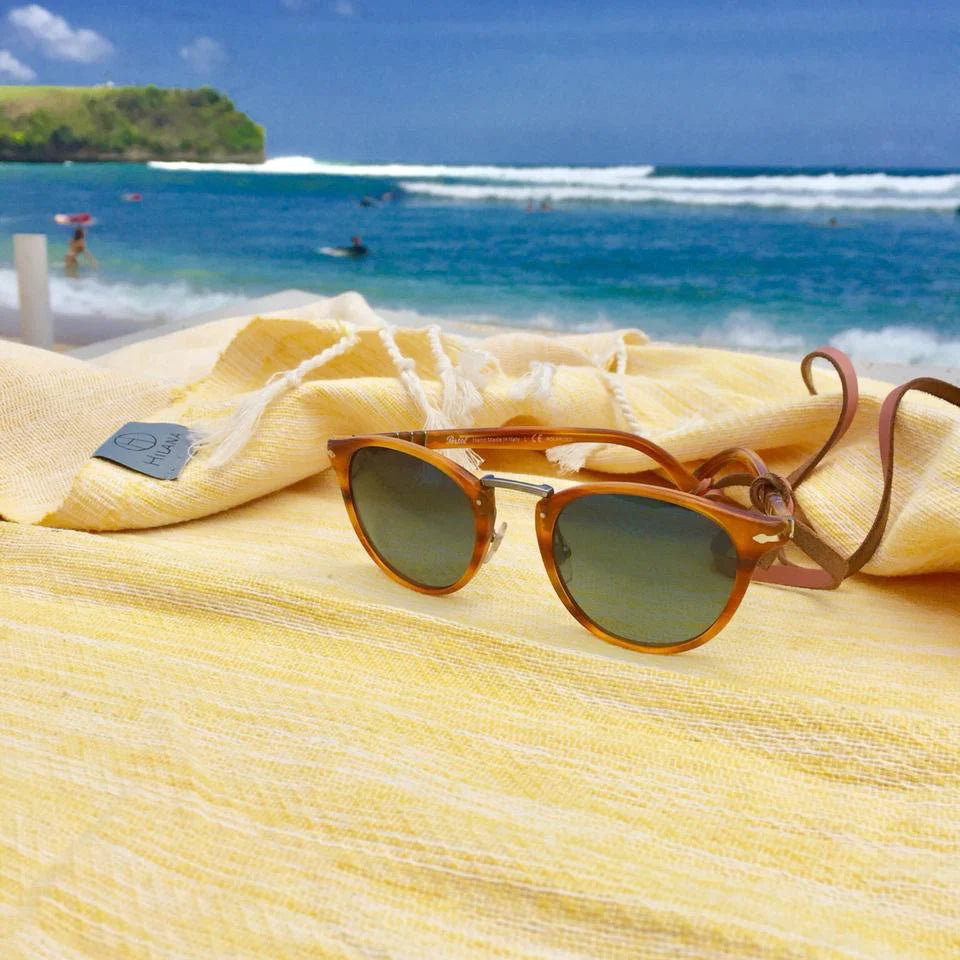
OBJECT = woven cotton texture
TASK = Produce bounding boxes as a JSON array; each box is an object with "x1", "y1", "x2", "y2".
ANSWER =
[{"x1": 1, "y1": 295, "x2": 958, "y2": 958}]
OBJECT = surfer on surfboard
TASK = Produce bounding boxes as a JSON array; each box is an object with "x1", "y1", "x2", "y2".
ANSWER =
[{"x1": 320, "y1": 235, "x2": 369, "y2": 258}]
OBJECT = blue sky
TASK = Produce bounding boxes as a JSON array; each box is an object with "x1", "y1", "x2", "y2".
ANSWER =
[{"x1": 0, "y1": 1, "x2": 957, "y2": 166}]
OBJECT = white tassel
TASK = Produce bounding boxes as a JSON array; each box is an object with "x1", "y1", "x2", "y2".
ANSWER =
[
  {"x1": 546, "y1": 442, "x2": 602, "y2": 475},
  {"x1": 378, "y1": 323, "x2": 482, "y2": 471},
  {"x1": 510, "y1": 360, "x2": 556, "y2": 403},
  {"x1": 427, "y1": 325, "x2": 484, "y2": 425},
  {"x1": 456, "y1": 347, "x2": 501, "y2": 389},
  {"x1": 599, "y1": 336, "x2": 644, "y2": 435},
  {"x1": 544, "y1": 336, "x2": 642, "y2": 474},
  {"x1": 193, "y1": 324, "x2": 359, "y2": 468}
]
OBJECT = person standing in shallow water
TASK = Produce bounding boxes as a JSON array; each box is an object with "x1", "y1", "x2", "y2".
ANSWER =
[{"x1": 64, "y1": 228, "x2": 97, "y2": 277}]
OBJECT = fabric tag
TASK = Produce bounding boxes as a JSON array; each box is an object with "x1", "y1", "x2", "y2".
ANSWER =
[{"x1": 94, "y1": 422, "x2": 194, "y2": 480}]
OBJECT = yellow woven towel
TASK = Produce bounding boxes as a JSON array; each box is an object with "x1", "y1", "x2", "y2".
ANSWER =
[
  {"x1": 1, "y1": 294, "x2": 958, "y2": 576},
  {"x1": 1, "y1": 298, "x2": 959, "y2": 957},
  {"x1": 1, "y1": 469, "x2": 958, "y2": 958}
]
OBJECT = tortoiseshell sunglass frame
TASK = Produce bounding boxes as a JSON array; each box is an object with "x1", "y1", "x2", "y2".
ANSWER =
[{"x1": 327, "y1": 427, "x2": 796, "y2": 654}]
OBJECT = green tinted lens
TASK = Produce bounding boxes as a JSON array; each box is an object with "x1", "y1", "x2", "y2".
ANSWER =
[
  {"x1": 552, "y1": 493, "x2": 738, "y2": 647},
  {"x1": 349, "y1": 446, "x2": 478, "y2": 589}
]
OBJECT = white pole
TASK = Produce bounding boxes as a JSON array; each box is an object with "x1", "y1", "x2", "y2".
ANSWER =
[{"x1": 13, "y1": 233, "x2": 54, "y2": 349}]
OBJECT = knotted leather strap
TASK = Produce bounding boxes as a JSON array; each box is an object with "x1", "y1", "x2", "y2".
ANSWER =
[{"x1": 705, "y1": 350, "x2": 959, "y2": 590}]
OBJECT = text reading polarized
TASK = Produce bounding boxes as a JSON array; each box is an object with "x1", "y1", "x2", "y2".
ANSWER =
[
  {"x1": 552, "y1": 494, "x2": 738, "y2": 646},
  {"x1": 349, "y1": 446, "x2": 478, "y2": 589}
]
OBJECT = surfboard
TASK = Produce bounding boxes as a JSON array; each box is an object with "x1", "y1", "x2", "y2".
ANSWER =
[
  {"x1": 318, "y1": 245, "x2": 367, "y2": 258},
  {"x1": 54, "y1": 213, "x2": 94, "y2": 226}
]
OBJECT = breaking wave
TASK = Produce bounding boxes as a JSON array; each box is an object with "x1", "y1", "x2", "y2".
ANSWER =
[
  {"x1": 696, "y1": 313, "x2": 960, "y2": 366},
  {"x1": 399, "y1": 181, "x2": 960, "y2": 211},
  {"x1": 0, "y1": 268, "x2": 237, "y2": 326},
  {"x1": 149, "y1": 156, "x2": 960, "y2": 211},
  {"x1": 829, "y1": 326, "x2": 960, "y2": 367},
  {"x1": 149, "y1": 156, "x2": 656, "y2": 185}
]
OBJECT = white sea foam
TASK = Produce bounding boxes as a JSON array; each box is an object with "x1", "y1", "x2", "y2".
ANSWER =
[
  {"x1": 149, "y1": 156, "x2": 960, "y2": 210},
  {"x1": 830, "y1": 326, "x2": 960, "y2": 367},
  {"x1": 0, "y1": 268, "x2": 237, "y2": 325},
  {"x1": 0, "y1": 266, "x2": 950, "y2": 366},
  {"x1": 399, "y1": 181, "x2": 960, "y2": 211},
  {"x1": 385, "y1": 306, "x2": 958, "y2": 366},
  {"x1": 693, "y1": 313, "x2": 960, "y2": 365},
  {"x1": 149, "y1": 156, "x2": 657, "y2": 185},
  {"x1": 612, "y1": 173, "x2": 960, "y2": 194},
  {"x1": 697, "y1": 313, "x2": 807, "y2": 353}
]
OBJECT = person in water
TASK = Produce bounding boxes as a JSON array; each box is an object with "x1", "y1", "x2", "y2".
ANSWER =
[
  {"x1": 350, "y1": 235, "x2": 368, "y2": 256},
  {"x1": 64, "y1": 227, "x2": 97, "y2": 277}
]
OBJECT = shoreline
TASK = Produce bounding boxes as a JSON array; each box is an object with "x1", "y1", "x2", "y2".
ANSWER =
[
  {"x1": 1, "y1": 288, "x2": 955, "y2": 385},
  {"x1": 48, "y1": 288, "x2": 955, "y2": 385}
]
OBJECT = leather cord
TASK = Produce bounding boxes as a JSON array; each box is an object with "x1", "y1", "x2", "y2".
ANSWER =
[{"x1": 703, "y1": 350, "x2": 959, "y2": 590}]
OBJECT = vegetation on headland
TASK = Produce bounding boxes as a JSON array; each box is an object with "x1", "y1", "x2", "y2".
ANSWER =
[{"x1": 0, "y1": 85, "x2": 264, "y2": 163}]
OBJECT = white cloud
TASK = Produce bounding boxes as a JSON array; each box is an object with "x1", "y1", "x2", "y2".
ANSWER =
[
  {"x1": 180, "y1": 36, "x2": 226, "y2": 74},
  {"x1": 8, "y1": 5, "x2": 113, "y2": 63},
  {"x1": 332, "y1": 0, "x2": 354, "y2": 16},
  {"x1": 0, "y1": 49, "x2": 36, "y2": 81}
]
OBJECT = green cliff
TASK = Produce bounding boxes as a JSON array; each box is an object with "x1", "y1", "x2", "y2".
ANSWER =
[{"x1": 0, "y1": 85, "x2": 264, "y2": 163}]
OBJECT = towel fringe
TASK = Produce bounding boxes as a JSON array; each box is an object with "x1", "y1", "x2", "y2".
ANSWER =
[
  {"x1": 456, "y1": 346, "x2": 501, "y2": 389},
  {"x1": 545, "y1": 442, "x2": 603, "y2": 474},
  {"x1": 379, "y1": 323, "x2": 482, "y2": 471},
  {"x1": 599, "y1": 336, "x2": 645, "y2": 435},
  {"x1": 427, "y1": 325, "x2": 485, "y2": 426},
  {"x1": 511, "y1": 361, "x2": 557, "y2": 403},
  {"x1": 546, "y1": 335, "x2": 643, "y2": 474},
  {"x1": 192, "y1": 323, "x2": 360, "y2": 468}
]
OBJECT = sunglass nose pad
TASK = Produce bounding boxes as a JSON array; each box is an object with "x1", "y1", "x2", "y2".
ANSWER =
[{"x1": 483, "y1": 522, "x2": 508, "y2": 564}]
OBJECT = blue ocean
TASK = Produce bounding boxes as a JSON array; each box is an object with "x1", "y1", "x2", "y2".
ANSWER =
[{"x1": 1, "y1": 157, "x2": 959, "y2": 363}]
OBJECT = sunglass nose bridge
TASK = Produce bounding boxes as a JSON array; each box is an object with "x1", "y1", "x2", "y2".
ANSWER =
[{"x1": 479, "y1": 475, "x2": 554, "y2": 498}]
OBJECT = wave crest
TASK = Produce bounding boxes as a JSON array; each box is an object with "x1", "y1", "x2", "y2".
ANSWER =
[
  {"x1": 149, "y1": 156, "x2": 656, "y2": 185},
  {"x1": 0, "y1": 268, "x2": 237, "y2": 325},
  {"x1": 829, "y1": 326, "x2": 960, "y2": 366},
  {"x1": 399, "y1": 181, "x2": 960, "y2": 211},
  {"x1": 149, "y1": 156, "x2": 960, "y2": 210}
]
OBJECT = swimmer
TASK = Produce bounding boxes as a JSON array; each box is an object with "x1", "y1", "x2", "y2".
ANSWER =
[{"x1": 64, "y1": 227, "x2": 97, "y2": 277}]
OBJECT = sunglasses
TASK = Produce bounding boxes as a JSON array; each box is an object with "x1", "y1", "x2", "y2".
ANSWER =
[
  {"x1": 327, "y1": 426, "x2": 830, "y2": 654},
  {"x1": 328, "y1": 343, "x2": 959, "y2": 655}
]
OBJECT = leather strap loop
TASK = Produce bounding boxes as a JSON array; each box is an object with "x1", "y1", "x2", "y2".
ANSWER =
[
  {"x1": 698, "y1": 349, "x2": 959, "y2": 590},
  {"x1": 787, "y1": 348, "x2": 860, "y2": 489},
  {"x1": 844, "y1": 377, "x2": 960, "y2": 576}
]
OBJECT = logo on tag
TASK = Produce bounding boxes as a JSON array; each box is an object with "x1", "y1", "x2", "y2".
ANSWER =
[{"x1": 94, "y1": 422, "x2": 194, "y2": 480}]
